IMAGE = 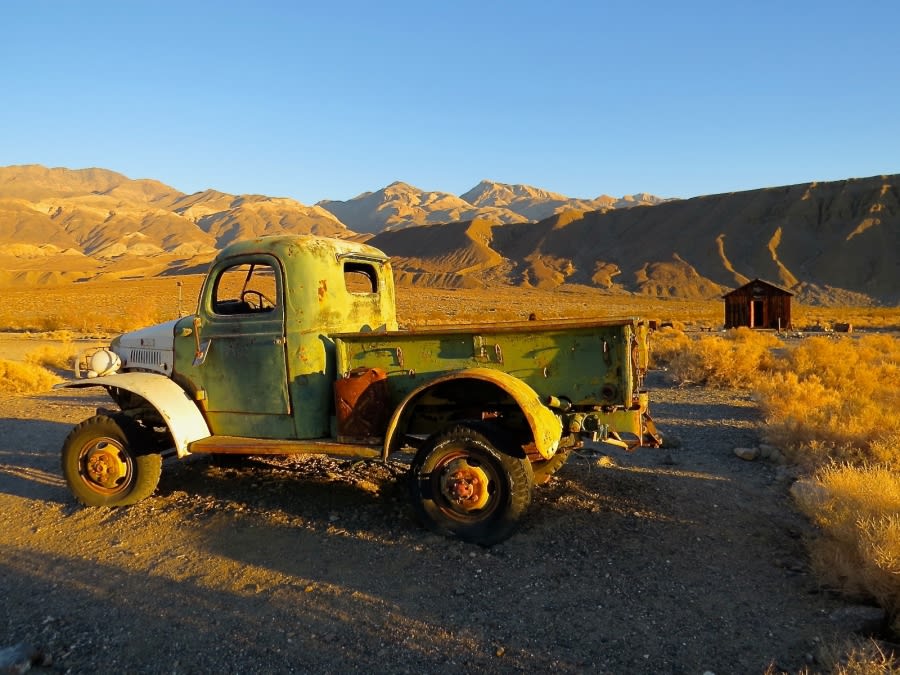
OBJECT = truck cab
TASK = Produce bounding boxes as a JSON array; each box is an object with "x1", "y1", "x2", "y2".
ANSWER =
[{"x1": 168, "y1": 235, "x2": 397, "y2": 440}]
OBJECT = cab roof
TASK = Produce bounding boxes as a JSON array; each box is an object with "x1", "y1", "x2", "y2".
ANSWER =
[{"x1": 214, "y1": 234, "x2": 390, "y2": 264}]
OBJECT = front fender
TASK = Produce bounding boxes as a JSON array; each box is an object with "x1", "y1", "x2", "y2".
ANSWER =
[
  {"x1": 54, "y1": 372, "x2": 211, "y2": 457},
  {"x1": 382, "y1": 367, "x2": 562, "y2": 461}
]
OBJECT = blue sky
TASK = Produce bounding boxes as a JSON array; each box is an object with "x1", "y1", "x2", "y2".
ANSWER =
[{"x1": 2, "y1": 0, "x2": 898, "y2": 203}]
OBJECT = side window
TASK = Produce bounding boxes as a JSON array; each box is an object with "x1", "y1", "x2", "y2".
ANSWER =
[
  {"x1": 343, "y1": 261, "x2": 378, "y2": 294},
  {"x1": 212, "y1": 262, "x2": 279, "y2": 315}
]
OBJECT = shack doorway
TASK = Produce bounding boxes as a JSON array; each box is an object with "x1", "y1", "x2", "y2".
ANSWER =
[{"x1": 751, "y1": 300, "x2": 764, "y2": 327}]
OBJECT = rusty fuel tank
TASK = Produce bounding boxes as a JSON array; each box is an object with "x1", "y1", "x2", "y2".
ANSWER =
[{"x1": 334, "y1": 367, "x2": 390, "y2": 443}]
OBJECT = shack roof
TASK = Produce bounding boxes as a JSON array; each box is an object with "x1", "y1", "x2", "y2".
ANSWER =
[{"x1": 722, "y1": 278, "x2": 794, "y2": 299}]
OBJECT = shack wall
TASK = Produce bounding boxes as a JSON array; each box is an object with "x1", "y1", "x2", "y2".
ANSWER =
[{"x1": 723, "y1": 281, "x2": 792, "y2": 330}]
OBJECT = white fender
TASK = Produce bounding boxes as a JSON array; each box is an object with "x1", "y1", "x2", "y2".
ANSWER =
[{"x1": 55, "y1": 372, "x2": 211, "y2": 457}]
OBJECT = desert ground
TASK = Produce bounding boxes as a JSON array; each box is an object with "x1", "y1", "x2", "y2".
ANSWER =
[{"x1": 1, "y1": 283, "x2": 896, "y2": 674}]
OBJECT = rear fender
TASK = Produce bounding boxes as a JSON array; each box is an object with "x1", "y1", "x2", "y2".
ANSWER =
[
  {"x1": 54, "y1": 372, "x2": 211, "y2": 457},
  {"x1": 382, "y1": 367, "x2": 561, "y2": 461}
]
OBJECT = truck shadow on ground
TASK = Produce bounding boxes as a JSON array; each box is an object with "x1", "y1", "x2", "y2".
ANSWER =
[
  {"x1": 149, "y1": 444, "x2": 830, "y2": 674},
  {"x1": 159, "y1": 442, "x2": 756, "y2": 572},
  {"x1": 0, "y1": 417, "x2": 73, "y2": 503},
  {"x1": 2, "y1": 545, "x2": 543, "y2": 673},
  {"x1": 1, "y1": 389, "x2": 842, "y2": 674}
]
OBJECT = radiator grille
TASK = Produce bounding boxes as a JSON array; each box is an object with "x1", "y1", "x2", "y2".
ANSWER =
[{"x1": 129, "y1": 349, "x2": 163, "y2": 366}]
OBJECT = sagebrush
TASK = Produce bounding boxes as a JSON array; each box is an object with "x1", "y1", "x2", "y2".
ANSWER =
[
  {"x1": 0, "y1": 359, "x2": 62, "y2": 394},
  {"x1": 756, "y1": 335, "x2": 900, "y2": 468}
]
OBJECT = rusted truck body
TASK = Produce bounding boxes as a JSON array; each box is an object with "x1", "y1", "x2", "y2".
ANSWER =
[{"x1": 57, "y1": 234, "x2": 659, "y2": 544}]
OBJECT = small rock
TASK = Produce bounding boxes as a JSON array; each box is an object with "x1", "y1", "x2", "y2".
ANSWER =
[
  {"x1": 829, "y1": 605, "x2": 887, "y2": 634},
  {"x1": 775, "y1": 465, "x2": 799, "y2": 483},
  {"x1": 733, "y1": 447, "x2": 759, "y2": 461},
  {"x1": 790, "y1": 479, "x2": 828, "y2": 507},
  {"x1": 758, "y1": 444, "x2": 779, "y2": 459},
  {"x1": 0, "y1": 643, "x2": 49, "y2": 674},
  {"x1": 768, "y1": 449, "x2": 787, "y2": 464}
]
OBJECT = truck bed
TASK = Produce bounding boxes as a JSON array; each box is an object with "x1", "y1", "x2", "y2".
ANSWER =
[{"x1": 334, "y1": 317, "x2": 644, "y2": 410}]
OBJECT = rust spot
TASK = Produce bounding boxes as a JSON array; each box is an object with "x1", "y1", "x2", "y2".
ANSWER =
[
  {"x1": 318, "y1": 279, "x2": 327, "y2": 301},
  {"x1": 522, "y1": 442, "x2": 544, "y2": 462},
  {"x1": 334, "y1": 367, "x2": 390, "y2": 442}
]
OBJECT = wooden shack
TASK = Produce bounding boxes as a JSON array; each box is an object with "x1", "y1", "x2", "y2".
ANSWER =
[{"x1": 723, "y1": 278, "x2": 792, "y2": 330}]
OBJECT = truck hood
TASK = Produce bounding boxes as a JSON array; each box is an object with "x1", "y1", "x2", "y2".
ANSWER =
[{"x1": 113, "y1": 318, "x2": 179, "y2": 375}]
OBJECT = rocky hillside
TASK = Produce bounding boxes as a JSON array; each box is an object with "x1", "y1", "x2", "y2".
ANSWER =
[
  {"x1": 0, "y1": 165, "x2": 348, "y2": 285},
  {"x1": 316, "y1": 181, "x2": 525, "y2": 232},
  {"x1": 1, "y1": 165, "x2": 897, "y2": 304},
  {"x1": 370, "y1": 175, "x2": 900, "y2": 304},
  {"x1": 316, "y1": 179, "x2": 664, "y2": 232},
  {"x1": 459, "y1": 180, "x2": 667, "y2": 222}
]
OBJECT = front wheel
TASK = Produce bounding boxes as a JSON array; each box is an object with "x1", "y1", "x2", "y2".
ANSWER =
[
  {"x1": 61, "y1": 415, "x2": 162, "y2": 507},
  {"x1": 408, "y1": 424, "x2": 533, "y2": 546}
]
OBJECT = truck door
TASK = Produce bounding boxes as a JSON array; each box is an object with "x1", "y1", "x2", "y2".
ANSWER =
[{"x1": 194, "y1": 254, "x2": 293, "y2": 437}]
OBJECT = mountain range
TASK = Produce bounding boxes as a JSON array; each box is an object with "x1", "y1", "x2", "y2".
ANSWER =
[
  {"x1": 0, "y1": 164, "x2": 897, "y2": 305},
  {"x1": 318, "y1": 180, "x2": 666, "y2": 232}
]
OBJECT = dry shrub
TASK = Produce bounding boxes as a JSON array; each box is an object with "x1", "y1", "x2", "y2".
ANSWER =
[
  {"x1": 25, "y1": 343, "x2": 79, "y2": 371},
  {"x1": 794, "y1": 465, "x2": 900, "y2": 636},
  {"x1": 652, "y1": 327, "x2": 778, "y2": 387},
  {"x1": 870, "y1": 433, "x2": 900, "y2": 470},
  {"x1": 756, "y1": 335, "x2": 900, "y2": 467},
  {"x1": 767, "y1": 335, "x2": 900, "y2": 642},
  {"x1": 0, "y1": 359, "x2": 62, "y2": 394},
  {"x1": 650, "y1": 326, "x2": 693, "y2": 369},
  {"x1": 811, "y1": 638, "x2": 900, "y2": 674}
]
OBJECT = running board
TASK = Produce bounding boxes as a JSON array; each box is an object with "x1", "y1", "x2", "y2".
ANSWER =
[{"x1": 188, "y1": 436, "x2": 381, "y2": 459}]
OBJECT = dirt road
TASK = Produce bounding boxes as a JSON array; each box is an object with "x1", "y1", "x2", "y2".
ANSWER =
[{"x1": 0, "y1": 372, "x2": 849, "y2": 674}]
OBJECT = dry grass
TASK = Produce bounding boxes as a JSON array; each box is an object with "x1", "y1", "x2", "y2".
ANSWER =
[
  {"x1": 0, "y1": 359, "x2": 62, "y2": 394},
  {"x1": 0, "y1": 276, "x2": 203, "y2": 334},
  {"x1": 755, "y1": 335, "x2": 900, "y2": 641},
  {"x1": 652, "y1": 326, "x2": 779, "y2": 387},
  {"x1": 25, "y1": 342, "x2": 80, "y2": 371},
  {"x1": 651, "y1": 329, "x2": 900, "y2": 468},
  {"x1": 2, "y1": 275, "x2": 900, "y2": 334},
  {"x1": 784, "y1": 638, "x2": 900, "y2": 674},
  {"x1": 651, "y1": 326, "x2": 900, "y2": 639},
  {"x1": 793, "y1": 465, "x2": 900, "y2": 637},
  {"x1": 756, "y1": 335, "x2": 900, "y2": 468},
  {"x1": 394, "y1": 285, "x2": 722, "y2": 328}
]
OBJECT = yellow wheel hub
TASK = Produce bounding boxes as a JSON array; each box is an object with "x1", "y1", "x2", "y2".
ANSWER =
[
  {"x1": 82, "y1": 441, "x2": 129, "y2": 491},
  {"x1": 440, "y1": 458, "x2": 491, "y2": 511}
]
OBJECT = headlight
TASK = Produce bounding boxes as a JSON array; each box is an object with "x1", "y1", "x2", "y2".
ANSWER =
[{"x1": 85, "y1": 349, "x2": 121, "y2": 378}]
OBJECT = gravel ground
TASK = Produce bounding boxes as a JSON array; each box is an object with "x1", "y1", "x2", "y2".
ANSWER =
[{"x1": 0, "y1": 371, "x2": 859, "y2": 674}]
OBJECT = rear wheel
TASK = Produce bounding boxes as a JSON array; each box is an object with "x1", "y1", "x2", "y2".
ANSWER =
[
  {"x1": 61, "y1": 415, "x2": 162, "y2": 507},
  {"x1": 409, "y1": 424, "x2": 533, "y2": 546}
]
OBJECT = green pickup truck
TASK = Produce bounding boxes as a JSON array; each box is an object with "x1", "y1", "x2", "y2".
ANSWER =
[{"x1": 57, "y1": 234, "x2": 660, "y2": 545}]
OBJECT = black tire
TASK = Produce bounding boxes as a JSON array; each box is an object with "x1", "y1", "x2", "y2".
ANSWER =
[
  {"x1": 408, "y1": 424, "x2": 534, "y2": 546},
  {"x1": 61, "y1": 415, "x2": 162, "y2": 507},
  {"x1": 532, "y1": 450, "x2": 571, "y2": 485}
]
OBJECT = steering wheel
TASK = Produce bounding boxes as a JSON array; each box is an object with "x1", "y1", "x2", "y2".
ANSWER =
[{"x1": 241, "y1": 290, "x2": 275, "y2": 310}]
